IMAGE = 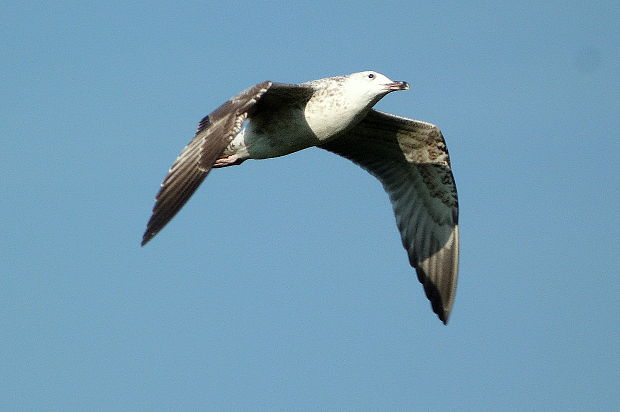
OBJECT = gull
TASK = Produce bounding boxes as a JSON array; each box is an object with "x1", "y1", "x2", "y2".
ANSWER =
[{"x1": 142, "y1": 71, "x2": 459, "y2": 323}]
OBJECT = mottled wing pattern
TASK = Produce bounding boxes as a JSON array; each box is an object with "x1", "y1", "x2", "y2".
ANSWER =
[
  {"x1": 255, "y1": 82, "x2": 316, "y2": 110},
  {"x1": 320, "y1": 109, "x2": 459, "y2": 323},
  {"x1": 141, "y1": 82, "x2": 272, "y2": 246}
]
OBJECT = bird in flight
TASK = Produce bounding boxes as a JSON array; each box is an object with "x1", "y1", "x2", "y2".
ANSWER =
[{"x1": 142, "y1": 71, "x2": 459, "y2": 323}]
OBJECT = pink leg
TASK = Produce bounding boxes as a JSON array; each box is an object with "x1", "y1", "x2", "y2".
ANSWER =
[{"x1": 213, "y1": 154, "x2": 245, "y2": 168}]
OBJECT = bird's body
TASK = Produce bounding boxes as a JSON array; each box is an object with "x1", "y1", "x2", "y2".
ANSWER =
[
  {"x1": 142, "y1": 71, "x2": 460, "y2": 323},
  {"x1": 217, "y1": 73, "x2": 401, "y2": 163}
]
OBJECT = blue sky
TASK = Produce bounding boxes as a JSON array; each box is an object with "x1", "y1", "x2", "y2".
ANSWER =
[{"x1": 3, "y1": 1, "x2": 619, "y2": 410}]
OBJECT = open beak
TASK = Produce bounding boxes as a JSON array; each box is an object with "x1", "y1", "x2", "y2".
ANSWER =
[{"x1": 384, "y1": 81, "x2": 410, "y2": 92}]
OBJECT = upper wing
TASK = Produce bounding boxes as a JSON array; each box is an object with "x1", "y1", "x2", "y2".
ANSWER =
[
  {"x1": 142, "y1": 81, "x2": 316, "y2": 246},
  {"x1": 319, "y1": 109, "x2": 459, "y2": 323},
  {"x1": 141, "y1": 82, "x2": 270, "y2": 246}
]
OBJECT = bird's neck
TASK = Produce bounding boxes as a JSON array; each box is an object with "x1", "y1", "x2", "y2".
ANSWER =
[{"x1": 304, "y1": 91, "x2": 374, "y2": 141}]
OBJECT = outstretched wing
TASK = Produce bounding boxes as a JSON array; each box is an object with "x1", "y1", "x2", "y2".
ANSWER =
[
  {"x1": 141, "y1": 82, "x2": 274, "y2": 246},
  {"x1": 142, "y1": 82, "x2": 316, "y2": 246},
  {"x1": 320, "y1": 109, "x2": 459, "y2": 323}
]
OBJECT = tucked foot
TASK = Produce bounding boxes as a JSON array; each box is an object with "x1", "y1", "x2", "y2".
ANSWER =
[{"x1": 213, "y1": 154, "x2": 245, "y2": 168}]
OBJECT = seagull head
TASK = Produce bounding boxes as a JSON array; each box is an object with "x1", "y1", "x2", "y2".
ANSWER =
[{"x1": 345, "y1": 70, "x2": 409, "y2": 105}]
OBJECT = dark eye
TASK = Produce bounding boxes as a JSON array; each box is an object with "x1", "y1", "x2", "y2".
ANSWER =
[{"x1": 368, "y1": 73, "x2": 375, "y2": 79}]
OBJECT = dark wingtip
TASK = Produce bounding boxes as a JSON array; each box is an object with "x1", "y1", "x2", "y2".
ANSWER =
[
  {"x1": 141, "y1": 231, "x2": 155, "y2": 247},
  {"x1": 432, "y1": 296, "x2": 450, "y2": 325},
  {"x1": 417, "y1": 269, "x2": 451, "y2": 324},
  {"x1": 433, "y1": 298, "x2": 449, "y2": 324},
  {"x1": 439, "y1": 312, "x2": 449, "y2": 325}
]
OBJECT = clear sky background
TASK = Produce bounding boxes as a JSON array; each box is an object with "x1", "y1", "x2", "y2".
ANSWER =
[{"x1": 3, "y1": 1, "x2": 619, "y2": 410}]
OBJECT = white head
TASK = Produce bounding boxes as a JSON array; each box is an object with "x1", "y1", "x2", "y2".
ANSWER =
[
  {"x1": 303, "y1": 71, "x2": 410, "y2": 139},
  {"x1": 343, "y1": 70, "x2": 410, "y2": 105}
]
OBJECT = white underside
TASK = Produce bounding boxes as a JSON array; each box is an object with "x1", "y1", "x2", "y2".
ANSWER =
[{"x1": 222, "y1": 83, "x2": 381, "y2": 163}]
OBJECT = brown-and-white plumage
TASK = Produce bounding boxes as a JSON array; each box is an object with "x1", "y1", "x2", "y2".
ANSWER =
[{"x1": 142, "y1": 71, "x2": 459, "y2": 323}]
